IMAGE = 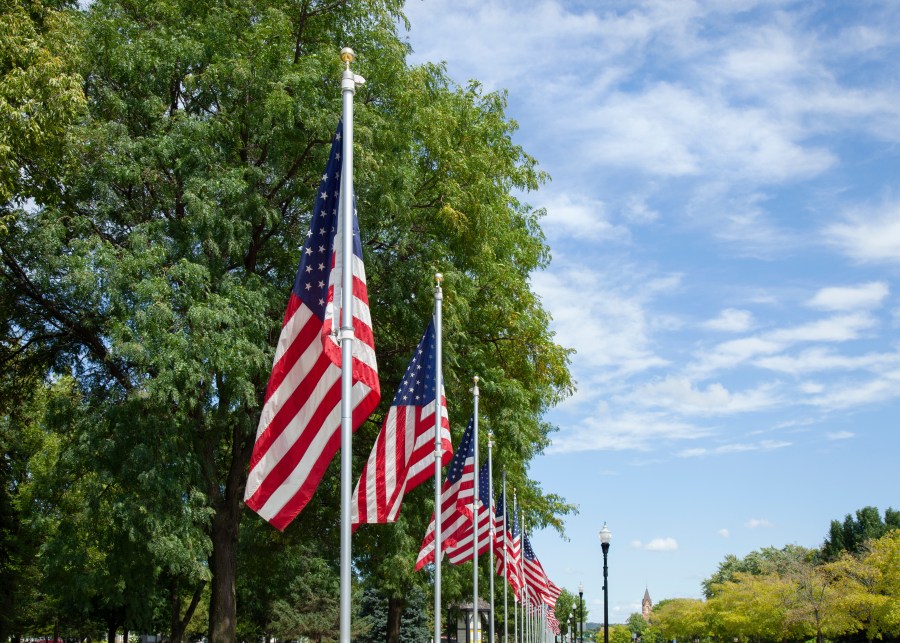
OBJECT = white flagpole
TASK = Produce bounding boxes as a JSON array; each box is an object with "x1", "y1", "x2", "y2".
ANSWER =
[
  {"x1": 488, "y1": 430, "x2": 495, "y2": 643},
  {"x1": 434, "y1": 273, "x2": 444, "y2": 643},
  {"x1": 521, "y1": 518, "x2": 527, "y2": 643},
  {"x1": 472, "y1": 375, "x2": 481, "y2": 642},
  {"x1": 503, "y1": 473, "x2": 508, "y2": 643},
  {"x1": 338, "y1": 46, "x2": 361, "y2": 643},
  {"x1": 513, "y1": 491, "x2": 518, "y2": 643}
]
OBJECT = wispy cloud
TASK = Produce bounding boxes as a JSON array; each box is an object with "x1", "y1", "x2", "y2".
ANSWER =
[
  {"x1": 678, "y1": 440, "x2": 791, "y2": 458},
  {"x1": 825, "y1": 198, "x2": 900, "y2": 264},
  {"x1": 807, "y1": 282, "x2": 890, "y2": 311},
  {"x1": 827, "y1": 430, "x2": 855, "y2": 440},
  {"x1": 745, "y1": 518, "x2": 774, "y2": 529},
  {"x1": 718, "y1": 528, "x2": 730, "y2": 538},
  {"x1": 630, "y1": 377, "x2": 782, "y2": 416},
  {"x1": 632, "y1": 538, "x2": 679, "y2": 552},
  {"x1": 703, "y1": 308, "x2": 755, "y2": 332}
]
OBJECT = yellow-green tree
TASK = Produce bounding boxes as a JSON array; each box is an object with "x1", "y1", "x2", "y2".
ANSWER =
[
  {"x1": 782, "y1": 555, "x2": 860, "y2": 643},
  {"x1": 651, "y1": 598, "x2": 707, "y2": 642},
  {"x1": 864, "y1": 530, "x2": 900, "y2": 638},
  {"x1": 706, "y1": 573, "x2": 788, "y2": 641}
]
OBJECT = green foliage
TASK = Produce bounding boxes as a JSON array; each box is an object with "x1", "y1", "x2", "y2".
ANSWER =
[
  {"x1": 626, "y1": 612, "x2": 649, "y2": 636},
  {"x1": 609, "y1": 624, "x2": 635, "y2": 643},
  {"x1": 651, "y1": 598, "x2": 708, "y2": 642},
  {"x1": 821, "y1": 506, "x2": 900, "y2": 561},
  {"x1": 702, "y1": 544, "x2": 811, "y2": 598},
  {"x1": 0, "y1": 0, "x2": 86, "y2": 219},
  {"x1": 356, "y1": 584, "x2": 430, "y2": 643}
]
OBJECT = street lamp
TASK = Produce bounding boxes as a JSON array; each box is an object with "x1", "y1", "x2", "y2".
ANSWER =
[
  {"x1": 599, "y1": 523, "x2": 612, "y2": 643},
  {"x1": 579, "y1": 582, "x2": 584, "y2": 643}
]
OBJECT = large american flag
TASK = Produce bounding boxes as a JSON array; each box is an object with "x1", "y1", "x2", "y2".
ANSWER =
[
  {"x1": 523, "y1": 531, "x2": 553, "y2": 605},
  {"x1": 244, "y1": 122, "x2": 380, "y2": 530},
  {"x1": 351, "y1": 319, "x2": 451, "y2": 527},
  {"x1": 415, "y1": 415, "x2": 477, "y2": 570},
  {"x1": 445, "y1": 460, "x2": 495, "y2": 564}
]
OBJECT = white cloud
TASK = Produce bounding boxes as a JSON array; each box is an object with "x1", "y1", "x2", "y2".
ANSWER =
[
  {"x1": 825, "y1": 199, "x2": 900, "y2": 264},
  {"x1": 677, "y1": 440, "x2": 791, "y2": 458},
  {"x1": 645, "y1": 537, "x2": 679, "y2": 552},
  {"x1": 827, "y1": 431, "x2": 855, "y2": 440},
  {"x1": 807, "y1": 282, "x2": 890, "y2": 311},
  {"x1": 755, "y1": 348, "x2": 900, "y2": 376},
  {"x1": 694, "y1": 313, "x2": 877, "y2": 375},
  {"x1": 745, "y1": 518, "x2": 774, "y2": 529},
  {"x1": 630, "y1": 377, "x2": 781, "y2": 416},
  {"x1": 532, "y1": 263, "x2": 674, "y2": 383},
  {"x1": 549, "y1": 410, "x2": 706, "y2": 454},
  {"x1": 703, "y1": 308, "x2": 755, "y2": 332},
  {"x1": 632, "y1": 537, "x2": 679, "y2": 551},
  {"x1": 807, "y1": 373, "x2": 900, "y2": 410},
  {"x1": 718, "y1": 528, "x2": 730, "y2": 538},
  {"x1": 540, "y1": 193, "x2": 630, "y2": 242}
]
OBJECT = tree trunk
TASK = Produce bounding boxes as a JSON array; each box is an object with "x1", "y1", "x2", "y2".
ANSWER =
[
  {"x1": 386, "y1": 596, "x2": 404, "y2": 643},
  {"x1": 208, "y1": 503, "x2": 240, "y2": 643},
  {"x1": 206, "y1": 417, "x2": 254, "y2": 643},
  {"x1": 172, "y1": 580, "x2": 206, "y2": 643}
]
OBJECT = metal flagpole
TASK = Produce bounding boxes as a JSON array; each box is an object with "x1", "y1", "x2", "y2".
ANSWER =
[
  {"x1": 520, "y1": 518, "x2": 527, "y2": 643},
  {"x1": 513, "y1": 491, "x2": 518, "y2": 643},
  {"x1": 472, "y1": 376, "x2": 480, "y2": 643},
  {"x1": 503, "y1": 473, "x2": 508, "y2": 643},
  {"x1": 338, "y1": 46, "x2": 361, "y2": 643},
  {"x1": 434, "y1": 274, "x2": 444, "y2": 643},
  {"x1": 488, "y1": 431, "x2": 495, "y2": 643}
]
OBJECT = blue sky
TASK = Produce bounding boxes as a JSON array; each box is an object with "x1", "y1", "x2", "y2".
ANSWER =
[{"x1": 401, "y1": 0, "x2": 900, "y2": 623}]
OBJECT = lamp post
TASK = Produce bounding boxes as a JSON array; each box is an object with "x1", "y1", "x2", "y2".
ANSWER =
[
  {"x1": 568, "y1": 613, "x2": 573, "y2": 643},
  {"x1": 579, "y1": 582, "x2": 584, "y2": 643},
  {"x1": 599, "y1": 523, "x2": 612, "y2": 643}
]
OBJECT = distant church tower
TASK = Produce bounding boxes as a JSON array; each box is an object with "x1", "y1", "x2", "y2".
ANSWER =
[{"x1": 642, "y1": 588, "x2": 652, "y2": 621}]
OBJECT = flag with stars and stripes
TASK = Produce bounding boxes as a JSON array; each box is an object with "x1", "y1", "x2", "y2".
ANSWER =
[
  {"x1": 415, "y1": 415, "x2": 478, "y2": 570},
  {"x1": 497, "y1": 496, "x2": 523, "y2": 598},
  {"x1": 352, "y1": 319, "x2": 452, "y2": 527},
  {"x1": 445, "y1": 460, "x2": 495, "y2": 564},
  {"x1": 547, "y1": 606, "x2": 561, "y2": 635},
  {"x1": 523, "y1": 531, "x2": 553, "y2": 604},
  {"x1": 244, "y1": 121, "x2": 380, "y2": 531}
]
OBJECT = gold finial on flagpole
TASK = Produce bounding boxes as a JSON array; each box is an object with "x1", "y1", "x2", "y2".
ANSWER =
[
  {"x1": 435, "y1": 272, "x2": 443, "y2": 284},
  {"x1": 340, "y1": 47, "x2": 355, "y2": 69}
]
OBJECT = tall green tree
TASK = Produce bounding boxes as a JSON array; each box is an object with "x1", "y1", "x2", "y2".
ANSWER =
[
  {"x1": 0, "y1": 1, "x2": 573, "y2": 642},
  {"x1": 821, "y1": 506, "x2": 900, "y2": 561}
]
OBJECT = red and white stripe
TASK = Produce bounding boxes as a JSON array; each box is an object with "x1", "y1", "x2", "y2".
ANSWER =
[
  {"x1": 352, "y1": 387, "x2": 451, "y2": 526},
  {"x1": 244, "y1": 141, "x2": 380, "y2": 530}
]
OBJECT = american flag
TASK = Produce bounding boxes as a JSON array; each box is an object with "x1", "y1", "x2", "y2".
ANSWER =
[
  {"x1": 546, "y1": 579, "x2": 562, "y2": 607},
  {"x1": 244, "y1": 122, "x2": 380, "y2": 530},
  {"x1": 496, "y1": 494, "x2": 523, "y2": 598},
  {"x1": 547, "y1": 606, "x2": 561, "y2": 635},
  {"x1": 351, "y1": 319, "x2": 451, "y2": 527},
  {"x1": 523, "y1": 531, "x2": 553, "y2": 605},
  {"x1": 415, "y1": 415, "x2": 478, "y2": 570},
  {"x1": 445, "y1": 461, "x2": 494, "y2": 564}
]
